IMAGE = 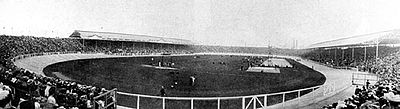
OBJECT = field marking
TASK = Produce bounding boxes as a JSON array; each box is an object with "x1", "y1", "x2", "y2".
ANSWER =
[
  {"x1": 141, "y1": 64, "x2": 178, "y2": 70},
  {"x1": 246, "y1": 67, "x2": 280, "y2": 73},
  {"x1": 261, "y1": 58, "x2": 293, "y2": 68}
]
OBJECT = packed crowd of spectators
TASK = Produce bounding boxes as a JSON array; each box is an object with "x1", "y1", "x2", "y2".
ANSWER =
[
  {"x1": 83, "y1": 40, "x2": 193, "y2": 55},
  {"x1": 0, "y1": 35, "x2": 118, "y2": 109},
  {"x1": 322, "y1": 76, "x2": 400, "y2": 109},
  {"x1": 357, "y1": 50, "x2": 400, "y2": 75},
  {"x1": 193, "y1": 45, "x2": 301, "y2": 56},
  {"x1": 0, "y1": 35, "x2": 197, "y2": 109},
  {"x1": 312, "y1": 47, "x2": 400, "y2": 109},
  {"x1": 302, "y1": 46, "x2": 399, "y2": 68},
  {"x1": 0, "y1": 68, "x2": 113, "y2": 109}
]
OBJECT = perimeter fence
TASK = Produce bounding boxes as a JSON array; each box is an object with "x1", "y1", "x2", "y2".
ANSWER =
[{"x1": 117, "y1": 82, "x2": 338, "y2": 109}]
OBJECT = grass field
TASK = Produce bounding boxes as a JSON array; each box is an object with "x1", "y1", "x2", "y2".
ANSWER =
[{"x1": 43, "y1": 55, "x2": 325, "y2": 108}]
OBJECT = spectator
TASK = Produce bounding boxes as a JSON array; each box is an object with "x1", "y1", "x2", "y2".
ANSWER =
[
  {"x1": 190, "y1": 76, "x2": 196, "y2": 86},
  {"x1": 160, "y1": 86, "x2": 166, "y2": 96},
  {"x1": 318, "y1": 47, "x2": 400, "y2": 109},
  {"x1": 0, "y1": 84, "x2": 12, "y2": 108},
  {"x1": 47, "y1": 91, "x2": 58, "y2": 108},
  {"x1": 0, "y1": 35, "x2": 125, "y2": 108}
]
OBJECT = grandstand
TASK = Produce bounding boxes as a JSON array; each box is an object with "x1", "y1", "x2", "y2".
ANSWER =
[
  {"x1": 303, "y1": 29, "x2": 400, "y2": 109},
  {"x1": 70, "y1": 30, "x2": 194, "y2": 45},
  {"x1": 69, "y1": 30, "x2": 194, "y2": 55},
  {"x1": 0, "y1": 31, "x2": 197, "y2": 109},
  {"x1": 303, "y1": 30, "x2": 400, "y2": 68}
]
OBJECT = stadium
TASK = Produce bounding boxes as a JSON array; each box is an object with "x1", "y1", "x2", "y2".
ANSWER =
[
  {"x1": 0, "y1": 29, "x2": 399, "y2": 109},
  {"x1": 2, "y1": 0, "x2": 400, "y2": 109}
]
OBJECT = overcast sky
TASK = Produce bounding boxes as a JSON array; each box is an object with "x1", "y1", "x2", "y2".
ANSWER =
[{"x1": 1, "y1": 0, "x2": 400, "y2": 48}]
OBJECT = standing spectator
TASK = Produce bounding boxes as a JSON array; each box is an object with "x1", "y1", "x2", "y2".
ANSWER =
[
  {"x1": 366, "y1": 80, "x2": 370, "y2": 89},
  {"x1": 47, "y1": 92, "x2": 58, "y2": 108},
  {"x1": 18, "y1": 97, "x2": 40, "y2": 109},
  {"x1": 0, "y1": 84, "x2": 11, "y2": 108},
  {"x1": 355, "y1": 86, "x2": 362, "y2": 95},
  {"x1": 160, "y1": 86, "x2": 166, "y2": 96},
  {"x1": 190, "y1": 76, "x2": 196, "y2": 86}
]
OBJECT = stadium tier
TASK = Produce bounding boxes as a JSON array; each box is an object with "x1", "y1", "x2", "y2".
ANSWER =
[
  {"x1": 0, "y1": 32, "x2": 197, "y2": 109},
  {"x1": 303, "y1": 30, "x2": 400, "y2": 109}
]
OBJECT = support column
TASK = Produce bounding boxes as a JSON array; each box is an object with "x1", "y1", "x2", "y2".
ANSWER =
[
  {"x1": 318, "y1": 49, "x2": 321, "y2": 62},
  {"x1": 82, "y1": 39, "x2": 85, "y2": 48},
  {"x1": 264, "y1": 95, "x2": 267, "y2": 107},
  {"x1": 162, "y1": 98, "x2": 165, "y2": 109},
  {"x1": 114, "y1": 91, "x2": 117, "y2": 108},
  {"x1": 328, "y1": 49, "x2": 331, "y2": 56},
  {"x1": 376, "y1": 42, "x2": 379, "y2": 61},
  {"x1": 137, "y1": 96, "x2": 140, "y2": 109},
  {"x1": 334, "y1": 48, "x2": 337, "y2": 66},
  {"x1": 342, "y1": 48, "x2": 345, "y2": 65},
  {"x1": 191, "y1": 99, "x2": 194, "y2": 109},
  {"x1": 364, "y1": 46, "x2": 367, "y2": 63},
  {"x1": 253, "y1": 97, "x2": 256, "y2": 109},
  {"x1": 351, "y1": 48, "x2": 354, "y2": 61},
  {"x1": 217, "y1": 98, "x2": 220, "y2": 109},
  {"x1": 352, "y1": 73, "x2": 354, "y2": 84},
  {"x1": 297, "y1": 91, "x2": 301, "y2": 106},
  {"x1": 242, "y1": 97, "x2": 245, "y2": 109},
  {"x1": 282, "y1": 93, "x2": 286, "y2": 107}
]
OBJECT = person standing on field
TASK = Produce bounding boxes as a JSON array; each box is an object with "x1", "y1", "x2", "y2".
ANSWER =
[
  {"x1": 160, "y1": 86, "x2": 166, "y2": 96},
  {"x1": 190, "y1": 76, "x2": 196, "y2": 86}
]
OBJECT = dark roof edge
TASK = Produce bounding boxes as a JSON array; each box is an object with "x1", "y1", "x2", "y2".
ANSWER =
[{"x1": 71, "y1": 30, "x2": 194, "y2": 44}]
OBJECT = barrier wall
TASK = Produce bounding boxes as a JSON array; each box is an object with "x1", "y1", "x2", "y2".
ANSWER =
[
  {"x1": 116, "y1": 83, "x2": 338, "y2": 109},
  {"x1": 352, "y1": 73, "x2": 379, "y2": 85}
]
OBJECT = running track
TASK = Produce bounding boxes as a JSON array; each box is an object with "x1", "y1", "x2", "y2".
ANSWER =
[{"x1": 14, "y1": 53, "x2": 355, "y2": 109}]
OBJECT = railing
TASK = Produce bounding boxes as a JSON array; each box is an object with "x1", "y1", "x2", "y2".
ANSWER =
[
  {"x1": 106, "y1": 52, "x2": 193, "y2": 56},
  {"x1": 11, "y1": 51, "x2": 119, "y2": 109},
  {"x1": 117, "y1": 83, "x2": 336, "y2": 109},
  {"x1": 352, "y1": 72, "x2": 379, "y2": 85},
  {"x1": 93, "y1": 88, "x2": 118, "y2": 109}
]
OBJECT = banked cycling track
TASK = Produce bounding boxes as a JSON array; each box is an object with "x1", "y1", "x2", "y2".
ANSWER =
[{"x1": 14, "y1": 53, "x2": 355, "y2": 109}]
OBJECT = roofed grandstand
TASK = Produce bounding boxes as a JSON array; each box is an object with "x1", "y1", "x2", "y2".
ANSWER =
[
  {"x1": 303, "y1": 30, "x2": 400, "y2": 109},
  {"x1": 0, "y1": 31, "x2": 198, "y2": 109}
]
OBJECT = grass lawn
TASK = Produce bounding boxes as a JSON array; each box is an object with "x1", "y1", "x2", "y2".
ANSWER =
[{"x1": 43, "y1": 55, "x2": 325, "y2": 108}]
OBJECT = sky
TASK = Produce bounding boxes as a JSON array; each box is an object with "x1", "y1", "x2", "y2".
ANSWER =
[{"x1": 1, "y1": 0, "x2": 400, "y2": 48}]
